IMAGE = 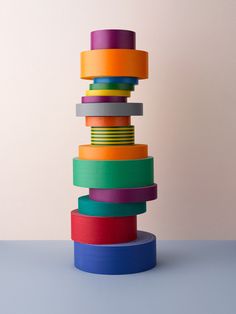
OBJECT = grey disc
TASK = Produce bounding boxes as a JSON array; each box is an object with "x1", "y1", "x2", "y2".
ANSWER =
[{"x1": 76, "y1": 102, "x2": 143, "y2": 117}]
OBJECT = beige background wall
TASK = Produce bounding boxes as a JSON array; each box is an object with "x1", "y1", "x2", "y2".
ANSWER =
[{"x1": 0, "y1": 0, "x2": 235, "y2": 239}]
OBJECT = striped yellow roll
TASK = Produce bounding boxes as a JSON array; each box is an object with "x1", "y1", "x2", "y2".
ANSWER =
[{"x1": 91, "y1": 126, "x2": 135, "y2": 145}]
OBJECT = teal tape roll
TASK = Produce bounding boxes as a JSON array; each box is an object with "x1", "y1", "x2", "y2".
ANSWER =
[
  {"x1": 73, "y1": 157, "x2": 154, "y2": 188},
  {"x1": 89, "y1": 82, "x2": 135, "y2": 91},
  {"x1": 78, "y1": 195, "x2": 146, "y2": 217}
]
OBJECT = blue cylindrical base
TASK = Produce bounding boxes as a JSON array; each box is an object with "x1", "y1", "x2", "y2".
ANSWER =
[{"x1": 74, "y1": 231, "x2": 157, "y2": 275}]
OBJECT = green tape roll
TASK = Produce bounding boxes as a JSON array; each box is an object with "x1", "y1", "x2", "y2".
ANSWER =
[
  {"x1": 78, "y1": 195, "x2": 146, "y2": 217},
  {"x1": 89, "y1": 82, "x2": 135, "y2": 91},
  {"x1": 73, "y1": 157, "x2": 154, "y2": 188}
]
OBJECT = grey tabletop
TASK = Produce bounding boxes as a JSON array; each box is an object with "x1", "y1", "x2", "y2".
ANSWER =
[{"x1": 0, "y1": 240, "x2": 235, "y2": 314}]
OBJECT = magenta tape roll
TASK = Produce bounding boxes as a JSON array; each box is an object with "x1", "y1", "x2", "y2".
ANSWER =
[
  {"x1": 89, "y1": 184, "x2": 158, "y2": 203},
  {"x1": 81, "y1": 96, "x2": 127, "y2": 103},
  {"x1": 91, "y1": 29, "x2": 135, "y2": 50}
]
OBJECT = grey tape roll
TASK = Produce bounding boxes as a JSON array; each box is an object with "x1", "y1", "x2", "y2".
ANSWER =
[{"x1": 76, "y1": 103, "x2": 143, "y2": 117}]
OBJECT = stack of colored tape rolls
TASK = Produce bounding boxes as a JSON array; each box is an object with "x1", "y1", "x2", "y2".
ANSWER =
[{"x1": 72, "y1": 29, "x2": 158, "y2": 274}]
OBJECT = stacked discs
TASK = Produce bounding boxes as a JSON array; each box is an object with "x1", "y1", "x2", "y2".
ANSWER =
[{"x1": 72, "y1": 29, "x2": 158, "y2": 274}]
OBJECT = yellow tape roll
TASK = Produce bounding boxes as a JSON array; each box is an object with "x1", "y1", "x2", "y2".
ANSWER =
[{"x1": 85, "y1": 90, "x2": 131, "y2": 97}]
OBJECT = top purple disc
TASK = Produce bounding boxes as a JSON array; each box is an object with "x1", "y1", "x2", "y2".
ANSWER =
[{"x1": 91, "y1": 29, "x2": 136, "y2": 50}]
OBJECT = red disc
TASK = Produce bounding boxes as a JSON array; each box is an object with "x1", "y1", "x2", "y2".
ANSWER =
[{"x1": 71, "y1": 210, "x2": 137, "y2": 244}]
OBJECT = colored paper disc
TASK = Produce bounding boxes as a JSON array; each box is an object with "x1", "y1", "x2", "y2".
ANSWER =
[
  {"x1": 91, "y1": 29, "x2": 135, "y2": 50},
  {"x1": 82, "y1": 96, "x2": 127, "y2": 103},
  {"x1": 79, "y1": 144, "x2": 148, "y2": 160},
  {"x1": 78, "y1": 195, "x2": 146, "y2": 217},
  {"x1": 81, "y1": 49, "x2": 148, "y2": 79},
  {"x1": 76, "y1": 102, "x2": 143, "y2": 117},
  {"x1": 89, "y1": 83, "x2": 134, "y2": 91},
  {"x1": 74, "y1": 231, "x2": 157, "y2": 275},
  {"x1": 94, "y1": 77, "x2": 138, "y2": 85},
  {"x1": 91, "y1": 125, "x2": 135, "y2": 145},
  {"x1": 85, "y1": 89, "x2": 131, "y2": 97},
  {"x1": 73, "y1": 157, "x2": 154, "y2": 188},
  {"x1": 71, "y1": 210, "x2": 137, "y2": 244},
  {"x1": 89, "y1": 184, "x2": 158, "y2": 203},
  {"x1": 85, "y1": 116, "x2": 131, "y2": 127}
]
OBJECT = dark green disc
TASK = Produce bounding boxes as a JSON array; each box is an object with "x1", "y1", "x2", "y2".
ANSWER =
[
  {"x1": 89, "y1": 82, "x2": 135, "y2": 91},
  {"x1": 78, "y1": 195, "x2": 146, "y2": 217}
]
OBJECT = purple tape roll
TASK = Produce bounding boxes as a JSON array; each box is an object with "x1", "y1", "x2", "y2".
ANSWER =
[
  {"x1": 82, "y1": 96, "x2": 127, "y2": 103},
  {"x1": 91, "y1": 29, "x2": 136, "y2": 50},
  {"x1": 89, "y1": 184, "x2": 158, "y2": 203}
]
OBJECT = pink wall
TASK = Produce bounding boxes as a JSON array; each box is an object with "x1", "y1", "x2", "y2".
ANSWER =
[{"x1": 0, "y1": 0, "x2": 235, "y2": 239}]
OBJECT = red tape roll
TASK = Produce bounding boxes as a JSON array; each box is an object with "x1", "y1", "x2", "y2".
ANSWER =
[{"x1": 71, "y1": 210, "x2": 137, "y2": 244}]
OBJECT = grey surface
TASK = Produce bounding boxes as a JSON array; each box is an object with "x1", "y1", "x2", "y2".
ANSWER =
[
  {"x1": 76, "y1": 102, "x2": 143, "y2": 116},
  {"x1": 0, "y1": 241, "x2": 235, "y2": 314}
]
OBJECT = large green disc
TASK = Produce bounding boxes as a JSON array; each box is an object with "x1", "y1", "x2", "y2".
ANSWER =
[{"x1": 73, "y1": 157, "x2": 154, "y2": 188}]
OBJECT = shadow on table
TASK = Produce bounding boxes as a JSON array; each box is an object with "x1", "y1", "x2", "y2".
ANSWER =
[{"x1": 153, "y1": 240, "x2": 236, "y2": 272}]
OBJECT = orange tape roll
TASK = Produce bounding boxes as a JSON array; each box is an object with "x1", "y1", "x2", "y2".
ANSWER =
[
  {"x1": 81, "y1": 49, "x2": 148, "y2": 79},
  {"x1": 86, "y1": 116, "x2": 131, "y2": 127},
  {"x1": 79, "y1": 144, "x2": 148, "y2": 160}
]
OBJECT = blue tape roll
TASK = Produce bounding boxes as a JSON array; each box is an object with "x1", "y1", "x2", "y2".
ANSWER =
[
  {"x1": 94, "y1": 77, "x2": 139, "y2": 85},
  {"x1": 74, "y1": 231, "x2": 157, "y2": 275}
]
